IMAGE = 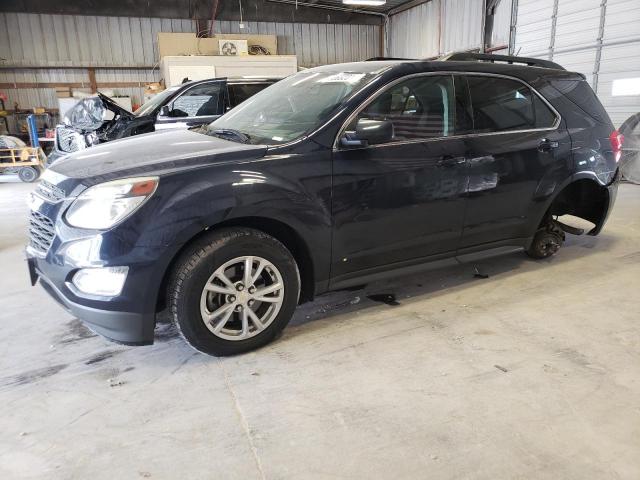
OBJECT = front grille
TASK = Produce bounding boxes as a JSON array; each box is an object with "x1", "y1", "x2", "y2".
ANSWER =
[
  {"x1": 29, "y1": 210, "x2": 55, "y2": 255},
  {"x1": 36, "y1": 180, "x2": 66, "y2": 203}
]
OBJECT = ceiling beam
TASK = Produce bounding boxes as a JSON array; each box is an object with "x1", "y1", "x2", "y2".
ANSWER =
[{"x1": 1, "y1": 0, "x2": 383, "y2": 25}]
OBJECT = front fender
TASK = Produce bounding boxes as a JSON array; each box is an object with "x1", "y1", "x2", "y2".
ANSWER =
[{"x1": 137, "y1": 152, "x2": 333, "y2": 288}]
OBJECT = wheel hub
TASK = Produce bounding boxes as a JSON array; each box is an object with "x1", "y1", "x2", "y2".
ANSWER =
[{"x1": 199, "y1": 256, "x2": 284, "y2": 341}]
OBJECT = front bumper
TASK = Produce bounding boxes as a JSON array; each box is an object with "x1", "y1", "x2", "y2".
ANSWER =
[{"x1": 28, "y1": 254, "x2": 156, "y2": 345}]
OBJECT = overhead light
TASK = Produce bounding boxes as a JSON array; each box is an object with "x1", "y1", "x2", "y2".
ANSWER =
[{"x1": 343, "y1": 0, "x2": 386, "y2": 5}]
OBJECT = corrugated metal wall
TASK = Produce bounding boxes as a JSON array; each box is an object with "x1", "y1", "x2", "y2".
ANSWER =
[
  {"x1": 491, "y1": 0, "x2": 513, "y2": 50},
  {"x1": 0, "y1": 12, "x2": 380, "y2": 110},
  {"x1": 514, "y1": 0, "x2": 640, "y2": 126},
  {"x1": 388, "y1": 0, "x2": 510, "y2": 59},
  {"x1": 388, "y1": 1, "x2": 441, "y2": 58},
  {"x1": 441, "y1": 0, "x2": 484, "y2": 53}
]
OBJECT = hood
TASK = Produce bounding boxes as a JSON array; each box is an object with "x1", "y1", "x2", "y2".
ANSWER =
[
  {"x1": 97, "y1": 93, "x2": 135, "y2": 119},
  {"x1": 50, "y1": 129, "x2": 268, "y2": 183}
]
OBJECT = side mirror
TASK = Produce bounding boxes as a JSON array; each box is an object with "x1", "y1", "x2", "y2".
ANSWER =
[
  {"x1": 159, "y1": 105, "x2": 171, "y2": 117},
  {"x1": 340, "y1": 118, "x2": 394, "y2": 148}
]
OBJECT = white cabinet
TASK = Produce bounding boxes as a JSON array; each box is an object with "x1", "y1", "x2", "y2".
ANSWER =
[{"x1": 161, "y1": 55, "x2": 298, "y2": 87}]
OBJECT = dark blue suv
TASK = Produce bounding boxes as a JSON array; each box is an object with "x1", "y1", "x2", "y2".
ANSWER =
[{"x1": 27, "y1": 55, "x2": 622, "y2": 356}]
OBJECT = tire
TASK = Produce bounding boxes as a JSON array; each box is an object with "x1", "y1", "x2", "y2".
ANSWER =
[
  {"x1": 168, "y1": 227, "x2": 300, "y2": 356},
  {"x1": 18, "y1": 166, "x2": 40, "y2": 183},
  {"x1": 526, "y1": 230, "x2": 563, "y2": 259}
]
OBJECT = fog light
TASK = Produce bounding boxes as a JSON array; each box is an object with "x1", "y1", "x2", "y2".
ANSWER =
[{"x1": 72, "y1": 266, "x2": 129, "y2": 297}]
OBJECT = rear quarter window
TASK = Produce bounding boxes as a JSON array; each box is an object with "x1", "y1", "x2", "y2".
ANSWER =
[{"x1": 548, "y1": 79, "x2": 611, "y2": 125}]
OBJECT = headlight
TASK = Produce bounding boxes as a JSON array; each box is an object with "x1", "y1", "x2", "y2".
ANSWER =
[{"x1": 65, "y1": 177, "x2": 158, "y2": 229}]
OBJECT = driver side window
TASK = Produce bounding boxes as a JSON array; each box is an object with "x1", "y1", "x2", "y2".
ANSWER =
[
  {"x1": 167, "y1": 83, "x2": 224, "y2": 118},
  {"x1": 349, "y1": 75, "x2": 455, "y2": 143}
]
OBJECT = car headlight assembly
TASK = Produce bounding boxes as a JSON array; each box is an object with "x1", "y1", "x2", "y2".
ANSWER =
[{"x1": 65, "y1": 177, "x2": 158, "y2": 229}]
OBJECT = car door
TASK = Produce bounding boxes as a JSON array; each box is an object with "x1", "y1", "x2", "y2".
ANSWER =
[
  {"x1": 155, "y1": 81, "x2": 226, "y2": 130},
  {"x1": 458, "y1": 74, "x2": 569, "y2": 249},
  {"x1": 330, "y1": 74, "x2": 469, "y2": 284}
]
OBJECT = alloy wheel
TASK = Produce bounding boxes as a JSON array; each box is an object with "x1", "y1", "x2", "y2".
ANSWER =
[{"x1": 199, "y1": 256, "x2": 284, "y2": 340}]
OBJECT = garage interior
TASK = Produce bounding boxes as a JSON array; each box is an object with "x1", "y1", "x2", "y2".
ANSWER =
[{"x1": 1, "y1": 0, "x2": 639, "y2": 478}]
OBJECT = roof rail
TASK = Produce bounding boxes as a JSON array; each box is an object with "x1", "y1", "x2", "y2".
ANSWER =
[
  {"x1": 365, "y1": 57, "x2": 413, "y2": 61},
  {"x1": 440, "y1": 52, "x2": 565, "y2": 70}
]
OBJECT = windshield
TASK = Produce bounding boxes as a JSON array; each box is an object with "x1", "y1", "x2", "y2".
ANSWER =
[
  {"x1": 207, "y1": 70, "x2": 376, "y2": 145},
  {"x1": 133, "y1": 85, "x2": 180, "y2": 117}
]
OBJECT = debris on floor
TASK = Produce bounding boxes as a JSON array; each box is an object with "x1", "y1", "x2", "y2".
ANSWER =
[
  {"x1": 494, "y1": 364, "x2": 509, "y2": 373},
  {"x1": 473, "y1": 267, "x2": 489, "y2": 279},
  {"x1": 367, "y1": 293, "x2": 400, "y2": 305},
  {"x1": 107, "y1": 378, "x2": 125, "y2": 388}
]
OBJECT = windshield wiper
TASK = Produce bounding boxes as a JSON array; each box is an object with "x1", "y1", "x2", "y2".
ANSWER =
[{"x1": 208, "y1": 127, "x2": 250, "y2": 143}]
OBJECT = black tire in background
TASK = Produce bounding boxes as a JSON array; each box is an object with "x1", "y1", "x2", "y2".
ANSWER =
[
  {"x1": 168, "y1": 227, "x2": 300, "y2": 356},
  {"x1": 619, "y1": 113, "x2": 640, "y2": 184},
  {"x1": 18, "y1": 166, "x2": 40, "y2": 183}
]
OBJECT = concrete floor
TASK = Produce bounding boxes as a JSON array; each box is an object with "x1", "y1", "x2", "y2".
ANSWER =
[{"x1": 1, "y1": 175, "x2": 639, "y2": 480}]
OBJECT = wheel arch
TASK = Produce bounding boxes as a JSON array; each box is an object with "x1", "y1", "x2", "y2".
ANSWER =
[
  {"x1": 155, "y1": 215, "x2": 316, "y2": 313},
  {"x1": 533, "y1": 174, "x2": 611, "y2": 235}
]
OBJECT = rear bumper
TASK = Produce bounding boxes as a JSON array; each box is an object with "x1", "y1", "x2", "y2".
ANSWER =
[
  {"x1": 28, "y1": 254, "x2": 156, "y2": 345},
  {"x1": 590, "y1": 168, "x2": 620, "y2": 235}
]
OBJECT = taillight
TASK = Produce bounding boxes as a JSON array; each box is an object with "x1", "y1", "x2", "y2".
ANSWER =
[{"x1": 609, "y1": 130, "x2": 624, "y2": 163}]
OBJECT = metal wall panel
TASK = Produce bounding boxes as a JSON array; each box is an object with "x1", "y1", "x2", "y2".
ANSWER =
[
  {"x1": 441, "y1": 0, "x2": 483, "y2": 53},
  {"x1": 0, "y1": 13, "x2": 380, "y2": 110},
  {"x1": 597, "y1": 0, "x2": 640, "y2": 127},
  {"x1": 514, "y1": 0, "x2": 640, "y2": 126},
  {"x1": 513, "y1": 0, "x2": 555, "y2": 56},
  {"x1": 213, "y1": 20, "x2": 380, "y2": 67},
  {"x1": 388, "y1": 0, "x2": 484, "y2": 59},
  {"x1": 554, "y1": 0, "x2": 601, "y2": 51},
  {"x1": 491, "y1": 0, "x2": 513, "y2": 50},
  {"x1": 388, "y1": 0, "x2": 441, "y2": 59}
]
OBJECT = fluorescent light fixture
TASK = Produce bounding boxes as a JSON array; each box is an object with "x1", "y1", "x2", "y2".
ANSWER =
[
  {"x1": 343, "y1": 0, "x2": 386, "y2": 5},
  {"x1": 612, "y1": 78, "x2": 640, "y2": 97}
]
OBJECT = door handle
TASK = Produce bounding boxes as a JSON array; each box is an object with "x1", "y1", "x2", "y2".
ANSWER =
[
  {"x1": 538, "y1": 138, "x2": 559, "y2": 152},
  {"x1": 437, "y1": 155, "x2": 465, "y2": 168}
]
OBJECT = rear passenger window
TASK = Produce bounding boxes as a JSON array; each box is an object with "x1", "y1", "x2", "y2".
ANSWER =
[
  {"x1": 533, "y1": 95, "x2": 556, "y2": 128},
  {"x1": 355, "y1": 75, "x2": 455, "y2": 141},
  {"x1": 228, "y1": 83, "x2": 271, "y2": 108},
  {"x1": 467, "y1": 76, "x2": 555, "y2": 132}
]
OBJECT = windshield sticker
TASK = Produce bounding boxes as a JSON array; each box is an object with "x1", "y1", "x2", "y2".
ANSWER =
[{"x1": 319, "y1": 73, "x2": 366, "y2": 84}]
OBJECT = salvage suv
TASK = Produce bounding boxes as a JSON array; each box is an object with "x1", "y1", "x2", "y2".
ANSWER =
[{"x1": 27, "y1": 54, "x2": 621, "y2": 356}]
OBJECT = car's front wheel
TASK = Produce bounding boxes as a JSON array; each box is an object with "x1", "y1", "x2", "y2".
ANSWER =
[{"x1": 169, "y1": 228, "x2": 300, "y2": 356}]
